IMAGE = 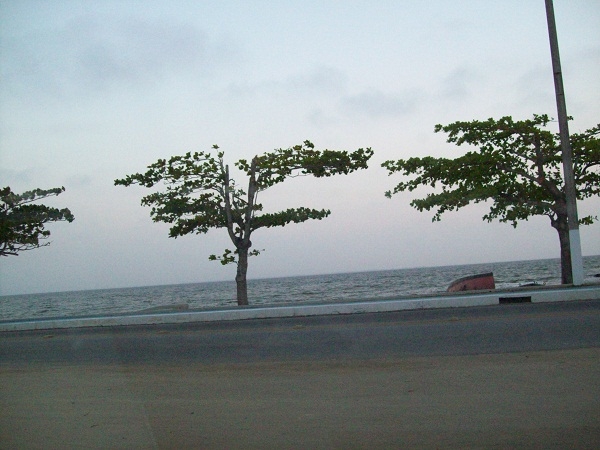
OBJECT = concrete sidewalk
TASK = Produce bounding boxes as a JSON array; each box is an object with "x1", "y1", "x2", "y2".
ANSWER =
[{"x1": 2, "y1": 349, "x2": 599, "y2": 449}]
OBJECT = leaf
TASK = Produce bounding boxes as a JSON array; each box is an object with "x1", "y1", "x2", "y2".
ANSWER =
[
  {"x1": 383, "y1": 114, "x2": 600, "y2": 230},
  {"x1": 0, "y1": 186, "x2": 74, "y2": 256},
  {"x1": 115, "y1": 141, "x2": 373, "y2": 262}
]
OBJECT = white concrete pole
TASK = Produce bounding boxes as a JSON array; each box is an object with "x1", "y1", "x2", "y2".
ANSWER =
[{"x1": 545, "y1": 0, "x2": 584, "y2": 285}]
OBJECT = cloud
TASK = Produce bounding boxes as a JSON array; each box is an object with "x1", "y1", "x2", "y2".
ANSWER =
[
  {"x1": 339, "y1": 89, "x2": 420, "y2": 118},
  {"x1": 0, "y1": 169, "x2": 35, "y2": 189},
  {"x1": 438, "y1": 66, "x2": 478, "y2": 101},
  {"x1": 65, "y1": 174, "x2": 93, "y2": 189},
  {"x1": 512, "y1": 65, "x2": 554, "y2": 111},
  {"x1": 288, "y1": 67, "x2": 348, "y2": 94},
  {"x1": 222, "y1": 70, "x2": 420, "y2": 126},
  {"x1": 0, "y1": 166, "x2": 92, "y2": 193},
  {"x1": 0, "y1": 14, "x2": 228, "y2": 99},
  {"x1": 225, "y1": 66, "x2": 347, "y2": 98},
  {"x1": 71, "y1": 17, "x2": 208, "y2": 86}
]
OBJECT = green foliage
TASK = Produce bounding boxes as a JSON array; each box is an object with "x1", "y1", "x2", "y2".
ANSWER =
[
  {"x1": 236, "y1": 141, "x2": 373, "y2": 187},
  {"x1": 383, "y1": 114, "x2": 600, "y2": 228},
  {"x1": 209, "y1": 248, "x2": 263, "y2": 265},
  {"x1": 115, "y1": 141, "x2": 373, "y2": 263},
  {"x1": 0, "y1": 186, "x2": 75, "y2": 257}
]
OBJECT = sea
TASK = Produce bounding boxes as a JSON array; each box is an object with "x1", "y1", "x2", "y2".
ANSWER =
[{"x1": 1, "y1": 256, "x2": 600, "y2": 322}]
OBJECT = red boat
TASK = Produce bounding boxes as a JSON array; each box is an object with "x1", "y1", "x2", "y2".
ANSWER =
[{"x1": 447, "y1": 272, "x2": 495, "y2": 292}]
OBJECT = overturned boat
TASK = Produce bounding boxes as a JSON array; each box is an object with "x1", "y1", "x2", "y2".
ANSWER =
[
  {"x1": 447, "y1": 272, "x2": 495, "y2": 292},
  {"x1": 519, "y1": 281, "x2": 546, "y2": 287}
]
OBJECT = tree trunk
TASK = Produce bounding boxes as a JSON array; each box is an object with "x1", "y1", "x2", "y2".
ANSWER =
[
  {"x1": 235, "y1": 247, "x2": 249, "y2": 305},
  {"x1": 553, "y1": 214, "x2": 573, "y2": 285},
  {"x1": 232, "y1": 156, "x2": 257, "y2": 307}
]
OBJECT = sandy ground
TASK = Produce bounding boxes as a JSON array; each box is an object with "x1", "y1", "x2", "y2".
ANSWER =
[{"x1": 1, "y1": 348, "x2": 599, "y2": 449}]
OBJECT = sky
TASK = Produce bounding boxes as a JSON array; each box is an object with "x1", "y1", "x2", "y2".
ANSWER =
[{"x1": 1, "y1": 0, "x2": 599, "y2": 296}]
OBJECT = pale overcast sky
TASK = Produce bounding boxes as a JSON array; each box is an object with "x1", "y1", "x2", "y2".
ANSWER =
[{"x1": 1, "y1": 0, "x2": 599, "y2": 295}]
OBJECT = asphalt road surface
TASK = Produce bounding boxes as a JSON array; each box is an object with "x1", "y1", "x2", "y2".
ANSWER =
[{"x1": 1, "y1": 300, "x2": 599, "y2": 366}]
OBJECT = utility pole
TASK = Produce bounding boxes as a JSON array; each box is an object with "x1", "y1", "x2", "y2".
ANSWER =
[{"x1": 544, "y1": 0, "x2": 584, "y2": 285}]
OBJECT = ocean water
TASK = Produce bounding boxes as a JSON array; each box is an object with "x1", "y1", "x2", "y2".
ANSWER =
[{"x1": 1, "y1": 256, "x2": 600, "y2": 322}]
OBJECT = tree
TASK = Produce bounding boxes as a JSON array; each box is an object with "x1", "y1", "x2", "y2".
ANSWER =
[
  {"x1": 115, "y1": 141, "x2": 373, "y2": 305},
  {"x1": 0, "y1": 186, "x2": 75, "y2": 257},
  {"x1": 382, "y1": 114, "x2": 600, "y2": 284}
]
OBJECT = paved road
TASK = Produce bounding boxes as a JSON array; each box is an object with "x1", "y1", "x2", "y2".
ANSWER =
[{"x1": 2, "y1": 300, "x2": 599, "y2": 366}]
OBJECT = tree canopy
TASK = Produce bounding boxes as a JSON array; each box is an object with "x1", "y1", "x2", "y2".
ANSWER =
[
  {"x1": 382, "y1": 114, "x2": 600, "y2": 284},
  {"x1": 0, "y1": 186, "x2": 75, "y2": 257},
  {"x1": 115, "y1": 141, "x2": 373, "y2": 304}
]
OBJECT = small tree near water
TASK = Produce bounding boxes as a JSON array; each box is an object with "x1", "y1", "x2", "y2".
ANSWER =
[
  {"x1": 0, "y1": 186, "x2": 74, "y2": 257},
  {"x1": 115, "y1": 141, "x2": 373, "y2": 305},
  {"x1": 382, "y1": 114, "x2": 599, "y2": 284}
]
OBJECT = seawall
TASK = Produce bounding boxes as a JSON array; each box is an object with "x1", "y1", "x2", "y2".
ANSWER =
[{"x1": 1, "y1": 284, "x2": 599, "y2": 332}]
